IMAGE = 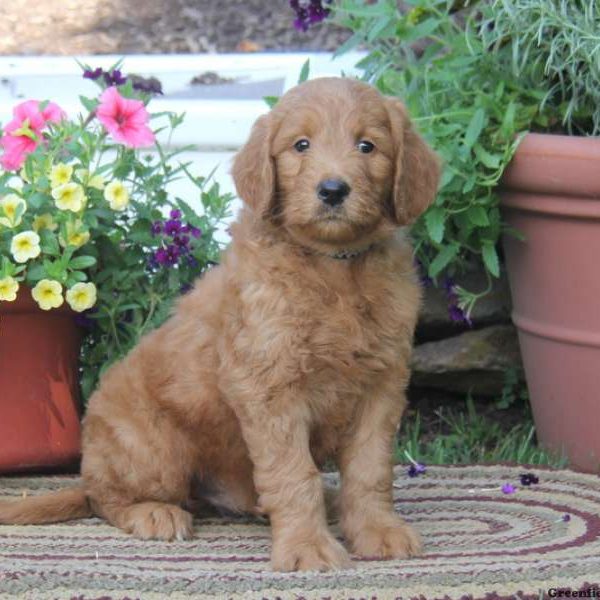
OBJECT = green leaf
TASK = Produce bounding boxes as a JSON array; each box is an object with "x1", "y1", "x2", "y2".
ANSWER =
[
  {"x1": 27, "y1": 192, "x2": 50, "y2": 210},
  {"x1": 401, "y1": 17, "x2": 441, "y2": 43},
  {"x1": 69, "y1": 255, "x2": 97, "y2": 270},
  {"x1": 298, "y1": 59, "x2": 310, "y2": 84},
  {"x1": 428, "y1": 244, "x2": 459, "y2": 278},
  {"x1": 500, "y1": 100, "x2": 516, "y2": 138},
  {"x1": 467, "y1": 206, "x2": 490, "y2": 227},
  {"x1": 66, "y1": 271, "x2": 88, "y2": 286},
  {"x1": 482, "y1": 242, "x2": 500, "y2": 278},
  {"x1": 24, "y1": 263, "x2": 46, "y2": 282},
  {"x1": 263, "y1": 96, "x2": 279, "y2": 108},
  {"x1": 39, "y1": 230, "x2": 60, "y2": 256},
  {"x1": 473, "y1": 144, "x2": 501, "y2": 169},
  {"x1": 333, "y1": 31, "x2": 364, "y2": 58},
  {"x1": 424, "y1": 206, "x2": 445, "y2": 244},
  {"x1": 340, "y1": 2, "x2": 394, "y2": 17},
  {"x1": 79, "y1": 95, "x2": 98, "y2": 113},
  {"x1": 463, "y1": 108, "x2": 486, "y2": 150}
]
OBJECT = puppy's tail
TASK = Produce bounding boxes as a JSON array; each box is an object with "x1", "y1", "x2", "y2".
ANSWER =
[{"x1": 0, "y1": 486, "x2": 92, "y2": 525}]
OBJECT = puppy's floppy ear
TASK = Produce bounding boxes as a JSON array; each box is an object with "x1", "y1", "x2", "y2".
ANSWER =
[
  {"x1": 232, "y1": 114, "x2": 276, "y2": 218},
  {"x1": 386, "y1": 98, "x2": 441, "y2": 225}
]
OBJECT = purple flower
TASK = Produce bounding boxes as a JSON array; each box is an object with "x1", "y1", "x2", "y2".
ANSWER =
[
  {"x1": 290, "y1": 0, "x2": 331, "y2": 31},
  {"x1": 83, "y1": 67, "x2": 104, "y2": 81},
  {"x1": 170, "y1": 209, "x2": 182, "y2": 219},
  {"x1": 408, "y1": 463, "x2": 427, "y2": 478},
  {"x1": 164, "y1": 219, "x2": 182, "y2": 237},
  {"x1": 501, "y1": 483, "x2": 517, "y2": 495},
  {"x1": 448, "y1": 304, "x2": 469, "y2": 323},
  {"x1": 151, "y1": 221, "x2": 163, "y2": 236},
  {"x1": 189, "y1": 225, "x2": 202, "y2": 239},
  {"x1": 562, "y1": 514, "x2": 571, "y2": 522},
  {"x1": 153, "y1": 244, "x2": 181, "y2": 267},
  {"x1": 103, "y1": 69, "x2": 127, "y2": 87},
  {"x1": 519, "y1": 472, "x2": 540, "y2": 486},
  {"x1": 74, "y1": 310, "x2": 96, "y2": 329},
  {"x1": 173, "y1": 235, "x2": 190, "y2": 249},
  {"x1": 444, "y1": 277, "x2": 473, "y2": 326}
]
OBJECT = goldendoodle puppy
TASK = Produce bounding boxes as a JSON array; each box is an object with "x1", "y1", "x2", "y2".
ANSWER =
[{"x1": 0, "y1": 77, "x2": 440, "y2": 572}]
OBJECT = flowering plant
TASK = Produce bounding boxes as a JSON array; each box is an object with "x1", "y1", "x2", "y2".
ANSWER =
[{"x1": 0, "y1": 64, "x2": 232, "y2": 399}]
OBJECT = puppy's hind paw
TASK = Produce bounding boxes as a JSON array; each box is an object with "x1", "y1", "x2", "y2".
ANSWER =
[{"x1": 123, "y1": 502, "x2": 194, "y2": 542}]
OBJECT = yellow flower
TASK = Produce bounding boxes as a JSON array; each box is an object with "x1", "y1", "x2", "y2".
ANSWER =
[
  {"x1": 66, "y1": 282, "x2": 97, "y2": 312},
  {"x1": 0, "y1": 194, "x2": 26, "y2": 228},
  {"x1": 104, "y1": 180, "x2": 129, "y2": 211},
  {"x1": 59, "y1": 220, "x2": 90, "y2": 248},
  {"x1": 76, "y1": 168, "x2": 105, "y2": 190},
  {"x1": 10, "y1": 230, "x2": 41, "y2": 263},
  {"x1": 31, "y1": 279, "x2": 64, "y2": 311},
  {"x1": 52, "y1": 182, "x2": 86, "y2": 212},
  {"x1": 50, "y1": 163, "x2": 73, "y2": 188},
  {"x1": 0, "y1": 276, "x2": 19, "y2": 302},
  {"x1": 33, "y1": 213, "x2": 58, "y2": 232}
]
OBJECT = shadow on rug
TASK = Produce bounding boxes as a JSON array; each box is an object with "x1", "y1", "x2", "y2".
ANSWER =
[{"x1": 1, "y1": 465, "x2": 599, "y2": 599}]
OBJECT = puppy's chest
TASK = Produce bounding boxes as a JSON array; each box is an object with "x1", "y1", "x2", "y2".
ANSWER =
[{"x1": 298, "y1": 282, "x2": 411, "y2": 386}]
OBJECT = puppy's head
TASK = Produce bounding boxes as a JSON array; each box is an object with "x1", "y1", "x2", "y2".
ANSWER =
[{"x1": 232, "y1": 77, "x2": 440, "y2": 253}]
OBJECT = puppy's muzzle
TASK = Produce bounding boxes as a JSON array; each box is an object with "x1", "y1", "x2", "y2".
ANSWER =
[{"x1": 317, "y1": 178, "x2": 351, "y2": 207}]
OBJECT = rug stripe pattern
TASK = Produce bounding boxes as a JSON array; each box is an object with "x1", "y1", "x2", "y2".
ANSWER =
[{"x1": 1, "y1": 465, "x2": 599, "y2": 599}]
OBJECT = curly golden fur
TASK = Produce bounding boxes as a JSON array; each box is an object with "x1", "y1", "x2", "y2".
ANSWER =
[{"x1": 0, "y1": 77, "x2": 440, "y2": 572}]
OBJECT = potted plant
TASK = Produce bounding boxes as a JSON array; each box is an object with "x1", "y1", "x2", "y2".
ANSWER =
[
  {"x1": 330, "y1": 0, "x2": 600, "y2": 471},
  {"x1": 0, "y1": 65, "x2": 232, "y2": 473}
]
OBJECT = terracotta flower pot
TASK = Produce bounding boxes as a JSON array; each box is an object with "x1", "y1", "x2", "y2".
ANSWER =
[
  {"x1": 500, "y1": 133, "x2": 600, "y2": 473},
  {"x1": 0, "y1": 287, "x2": 82, "y2": 473}
]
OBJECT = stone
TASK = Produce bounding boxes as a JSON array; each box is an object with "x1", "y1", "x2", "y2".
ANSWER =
[
  {"x1": 410, "y1": 325, "x2": 523, "y2": 396},
  {"x1": 416, "y1": 270, "x2": 512, "y2": 342}
]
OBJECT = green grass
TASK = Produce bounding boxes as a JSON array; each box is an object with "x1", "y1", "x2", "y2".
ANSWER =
[{"x1": 395, "y1": 396, "x2": 567, "y2": 468}]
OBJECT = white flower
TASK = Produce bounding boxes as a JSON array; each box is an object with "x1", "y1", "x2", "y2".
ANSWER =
[
  {"x1": 0, "y1": 276, "x2": 19, "y2": 302},
  {"x1": 66, "y1": 282, "x2": 97, "y2": 312},
  {"x1": 50, "y1": 163, "x2": 73, "y2": 188},
  {"x1": 104, "y1": 180, "x2": 130, "y2": 211},
  {"x1": 31, "y1": 279, "x2": 63, "y2": 311},
  {"x1": 10, "y1": 231, "x2": 41, "y2": 263},
  {"x1": 52, "y1": 182, "x2": 86, "y2": 212},
  {"x1": 0, "y1": 194, "x2": 26, "y2": 228}
]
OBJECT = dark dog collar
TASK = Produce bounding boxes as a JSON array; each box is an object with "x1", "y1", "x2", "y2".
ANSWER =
[{"x1": 326, "y1": 245, "x2": 374, "y2": 260}]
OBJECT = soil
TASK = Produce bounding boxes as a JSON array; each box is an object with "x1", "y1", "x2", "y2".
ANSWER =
[{"x1": 0, "y1": 0, "x2": 350, "y2": 55}]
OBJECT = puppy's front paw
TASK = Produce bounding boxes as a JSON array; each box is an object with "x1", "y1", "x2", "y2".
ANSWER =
[
  {"x1": 272, "y1": 530, "x2": 351, "y2": 572},
  {"x1": 349, "y1": 515, "x2": 422, "y2": 559}
]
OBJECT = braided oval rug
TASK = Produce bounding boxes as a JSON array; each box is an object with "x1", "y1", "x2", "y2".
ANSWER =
[{"x1": 1, "y1": 465, "x2": 599, "y2": 600}]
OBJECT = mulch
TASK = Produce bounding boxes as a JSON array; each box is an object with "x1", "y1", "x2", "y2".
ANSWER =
[{"x1": 0, "y1": 0, "x2": 350, "y2": 56}]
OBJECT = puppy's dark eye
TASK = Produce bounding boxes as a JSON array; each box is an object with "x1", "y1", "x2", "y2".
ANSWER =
[
  {"x1": 357, "y1": 140, "x2": 375, "y2": 153},
  {"x1": 294, "y1": 139, "x2": 310, "y2": 152}
]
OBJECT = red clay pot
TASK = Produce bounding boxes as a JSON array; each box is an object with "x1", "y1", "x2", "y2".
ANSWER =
[
  {"x1": 500, "y1": 133, "x2": 600, "y2": 473},
  {"x1": 0, "y1": 287, "x2": 82, "y2": 473}
]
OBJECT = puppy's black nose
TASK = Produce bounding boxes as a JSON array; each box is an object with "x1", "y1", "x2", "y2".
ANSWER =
[{"x1": 317, "y1": 179, "x2": 351, "y2": 207}]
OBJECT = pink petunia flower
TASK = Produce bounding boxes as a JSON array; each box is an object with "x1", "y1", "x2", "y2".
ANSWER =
[
  {"x1": 0, "y1": 100, "x2": 65, "y2": 171},
  {"x1": 96, "y1": 87, "x2": 155, "y2": 148}
]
